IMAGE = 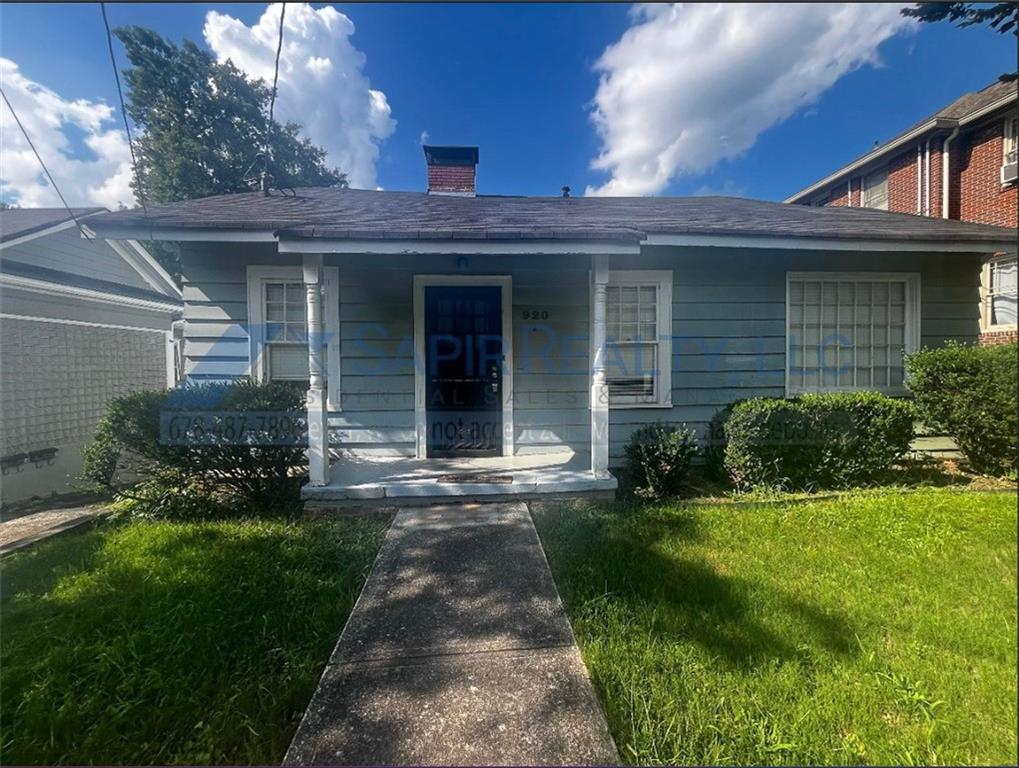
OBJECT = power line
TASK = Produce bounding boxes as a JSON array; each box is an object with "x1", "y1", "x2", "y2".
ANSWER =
[
  {"x1": 262, "y1": 1, "x2": 286, "y2": 194},
  {"x1": 100, "y1": 1, "x2": 148, "y2": 217},
  {"x1": 0, "y1": 85, "x2": 93, "y2": 239}
]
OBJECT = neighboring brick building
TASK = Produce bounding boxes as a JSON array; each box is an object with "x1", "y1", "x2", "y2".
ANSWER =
[{"x1": 787, "y1": 80, "x2": 1018, "y2": 343}]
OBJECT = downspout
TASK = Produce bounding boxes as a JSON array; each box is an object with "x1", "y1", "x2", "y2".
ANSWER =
[
  {"x1": 941, "y1": 126, "x2": 960, "y2": 219},
  {"x1": 916, "y1": 142, "x2": 922, "y2": 214},
  {"x1": 847, "y1": 177, "x2": 853, "y2": 206},
  {"x1": 924, "y1": 135, "x2": 933, "y2": 216}
]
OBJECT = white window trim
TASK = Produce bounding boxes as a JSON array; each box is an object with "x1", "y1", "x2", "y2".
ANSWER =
[
  {"x1": 785, "y1": 271, "x2": 921, "y2": 397},
  {"x1": 596, "y1": 269, "x2": 673, "y2": 409},
  {"x1": 246, "y1": 265, "x2": 340, "y2": 409},
  {"x1": 981, "y1": 255, "x2": 1018, "y2": 332},
  {"x1": 1003, "y1": 115, "x2": 1017, "y2": 164}
]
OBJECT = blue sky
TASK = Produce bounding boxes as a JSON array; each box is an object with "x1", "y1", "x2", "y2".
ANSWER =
[{"x1": 0, "y1": 2, "x2": 1015, "y2": 206}]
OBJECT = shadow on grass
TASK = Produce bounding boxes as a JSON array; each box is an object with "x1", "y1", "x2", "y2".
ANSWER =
[
  {"x1": 536, "y1": 506, "x2": 858, "y2": 669},
  {"x1": 0, "y1": 516, "x2": 387, "y2": 765}
]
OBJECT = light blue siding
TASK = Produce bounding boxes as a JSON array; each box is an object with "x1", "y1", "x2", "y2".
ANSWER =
[{"x1": 179, "y1": 243, "x2": 983, "y2": 463}]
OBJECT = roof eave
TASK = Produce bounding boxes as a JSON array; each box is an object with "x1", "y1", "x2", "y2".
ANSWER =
[
  {"x1": 786, "y1": 89, "x2": 1018, "y2": 204},
  {"x1": 784, "y1": 117, "x2": 958, "y2": 203}
]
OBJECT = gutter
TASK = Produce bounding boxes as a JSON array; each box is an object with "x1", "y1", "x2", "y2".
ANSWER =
[{"x1": 942, "y1": 125, "x2": 960, "y2": 219}]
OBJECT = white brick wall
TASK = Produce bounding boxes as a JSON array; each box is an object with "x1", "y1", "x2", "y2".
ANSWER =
[{"x1": 1, "y1": 319, "x2": 167, "y2": 457}]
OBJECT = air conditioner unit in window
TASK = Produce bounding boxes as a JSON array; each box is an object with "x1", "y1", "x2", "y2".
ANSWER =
[{"x1": 1002, "y1": 161, "x2": 1018, "y2": 185}]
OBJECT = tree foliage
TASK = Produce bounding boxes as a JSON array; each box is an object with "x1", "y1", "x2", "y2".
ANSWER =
[
  {"x1": 114, "y1": 26, "x2": 346, "y2": 204},
  {"x1": 902, "y1": 2, "x2": 1018, "y2": 35}
]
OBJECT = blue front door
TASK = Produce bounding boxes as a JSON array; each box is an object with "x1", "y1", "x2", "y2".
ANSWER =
[{"x1": 424, "y1": 285, "x2": 503, "y2": 457}]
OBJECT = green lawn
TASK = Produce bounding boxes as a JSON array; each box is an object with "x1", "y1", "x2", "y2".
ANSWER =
[
  {"x1": 534, "y1": 488, "x2": 1018, "y2": 765},
  {"x1": 0, "y1": 516, "x2": 387, "y2": 764}
]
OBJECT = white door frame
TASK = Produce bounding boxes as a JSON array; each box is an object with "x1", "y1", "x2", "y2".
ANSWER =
[{"x1": 413, "y1": 274, "x2": 514, "y2": 459}]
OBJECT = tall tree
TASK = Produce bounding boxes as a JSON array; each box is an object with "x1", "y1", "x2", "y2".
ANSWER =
[
  {"x1": 114, "y1": 26, "x2": 346, "y2": 204},
  {"x1": 902, "y1": 3, "x2": 1018, "y2": 80}
]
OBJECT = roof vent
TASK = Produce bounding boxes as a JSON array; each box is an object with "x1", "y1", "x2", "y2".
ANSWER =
[{"x1": 423, "y1": 145, "x2": 478, "y2": 196}]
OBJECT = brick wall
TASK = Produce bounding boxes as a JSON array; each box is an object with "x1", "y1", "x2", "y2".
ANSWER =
[
  {"x1": 981, "y1": 328, "x2": 1018, "y2": 345},
  {"x1": 887, "y1": 147, "x2": 919, "y2": 214},
  {"x1": 427, "y1": 164, "x2": 476, "y2": 195},
  {"x1": 954, "y1": 117, "x2": 1018, "y2": 227},
  {"x1": 810, "y1": 110, "x2": 1017, "y2": 226}
]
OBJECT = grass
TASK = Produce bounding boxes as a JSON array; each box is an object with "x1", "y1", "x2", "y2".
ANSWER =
[
  {"x1": 533, "y1": 488, "x2": 1018, "y2": 765},
  {"x1": 0, "y1": 515, "x2": 388, "y2": 764}
]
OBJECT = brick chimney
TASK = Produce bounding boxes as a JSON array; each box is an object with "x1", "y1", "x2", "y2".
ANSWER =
[{"x1": 423, "y1": 145, "x2": 479, "y2": 196}]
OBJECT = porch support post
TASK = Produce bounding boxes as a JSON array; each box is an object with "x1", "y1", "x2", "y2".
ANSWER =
[
  {"x1": 303, "y1": 253, "x2": 330, "y2": 486},
  {"x1": 590, "y1": 253, "x2": 610, "y2": 477}
]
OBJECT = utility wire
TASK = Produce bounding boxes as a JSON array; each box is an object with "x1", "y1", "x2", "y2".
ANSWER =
[
  {"x1": 262, "y1": 2, "x2": 286, "y2": 194},
  {"x1": 0, "y1": 85, "x2": 93, "y2": 239},
  {"x1": 100, "y1": 1, "x2": 148, "y2": 217}
]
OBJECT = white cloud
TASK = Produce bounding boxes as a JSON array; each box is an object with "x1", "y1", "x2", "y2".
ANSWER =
[
  {"x1": 585, "y1": 3, "x2": 913, "y2": 196},
  {"x1": 0, "y1": 58, "x2": 134, "y2": 208},
  {"x1": 203, "y1": 2, "x2": 395, "y2": 189}
]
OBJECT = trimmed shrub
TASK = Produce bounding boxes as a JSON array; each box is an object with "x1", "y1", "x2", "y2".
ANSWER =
[
  {"x1": 82, "y1": 381, "x2": 307, "y2": 516},
  {"x1": 906, "y1": 342, "x2": 1017, "y2": 475},
  {"x1": 722, "y1": 392, "x2": 915, "y2": 490},
  {"x1": 624, "y1": 423, "x2": 699, "y2": 499}
]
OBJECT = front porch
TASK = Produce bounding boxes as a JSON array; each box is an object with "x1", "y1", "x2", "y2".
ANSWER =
[
  {"x1": 301, "y1": 449, "x2": 617, "y2": 507},
  {"x1": 297, "y1": 248, "x2": 619, "y2": 507}
]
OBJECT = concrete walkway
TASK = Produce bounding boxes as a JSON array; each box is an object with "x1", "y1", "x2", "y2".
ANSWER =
[
  {"x1": 284, "y1": 502, "x2": 618, "y2": 766},
  {"x1": 0, "y1": 506, "x2": 104, "y2": 555}
]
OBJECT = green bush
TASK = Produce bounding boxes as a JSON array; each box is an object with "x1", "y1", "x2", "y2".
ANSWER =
[
  {"x1": 722, "y1": 392, "x2": 916, "y2": 490},
  {"x1": 906, "y1": 342, "x2": 1017, "y2": 475},
  {"x1": 624, "y1": 423, "x2": 699, "y2": 499},
  {"x1": 82, "y1": 381, "x2": 307, "y2": 516}
]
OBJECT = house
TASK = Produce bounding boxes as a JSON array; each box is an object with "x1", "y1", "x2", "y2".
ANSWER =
[
  {"x1": 0, "y1": 207, "x2": 182, "y2": 505},
  {"x1": 85, "y1": 147, "x2": 1016, "y2": 505},
  {"x1": 786, "y1": 79, "x2": 1018, "y2": 344}
]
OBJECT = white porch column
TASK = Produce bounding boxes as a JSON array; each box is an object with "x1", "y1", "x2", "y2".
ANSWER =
[
  {"x1": 303, "y1": 253, "x2": 330, "y2": 486},
  {"x1": 590, "y1": 254, "x2": 610, "y2": 477}
]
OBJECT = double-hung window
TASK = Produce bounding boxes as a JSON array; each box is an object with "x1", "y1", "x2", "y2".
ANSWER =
[
  {"x1": 1004, "y1": 116, "x2": 1017, "y2": 166},
  {"x1": 984, "y1": 256, "x2": 1017, "y2": 329},
  {"x1": 601, "y1": 270, "x2": 672, "y2": 407},
  {"x1": 862, "y1": 168, "x2": 889, "y2": 210},
  {"x1": 787, "y1": 272, "x2": 920, "y2": 395},
  {"x1": 246, "y1": 266, "x2": 341, "y2": 408}
]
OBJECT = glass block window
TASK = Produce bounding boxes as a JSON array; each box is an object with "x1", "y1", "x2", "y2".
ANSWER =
[
  {"x1": 603, "y1": 272, "x2": 672, "y2": 406},
  {"x1": 988, "y1": 257, "x2": 1017, "y2": 327},
  {"x1": 787, "y1": 274, "x2": 919, "y2": 395}
]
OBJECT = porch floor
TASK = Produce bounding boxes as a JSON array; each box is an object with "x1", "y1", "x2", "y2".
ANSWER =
[{"x1": 301, "y1": 450, "x2": 616, "y2": 507}]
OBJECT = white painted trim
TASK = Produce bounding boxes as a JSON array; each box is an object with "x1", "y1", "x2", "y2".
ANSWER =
[
  {"x1": 106, "y1": 238, "x2": 182, "y2": 299},
  {"x1": 784, "y1": 271, "x2": 922, "y2": 397},
  {"x1": 599, "y1": 269, "x2": 673, "y2": 409},
  {"x1": 86, "y1": 226, "x2": 276, "y2": 242},
  {"x1": 0, "y1": 272, "x2": 182, "y2": 312},
  {"x1": 0, "y1": 312, "x2": 170, "y2": 334},
  {"x1": 280, "y1": 238, "x2": 639, "y2": 256},
  {"x1": 981, "y1": 254, "x2": 1018, "y2": 332},
  {"x1": 165, "y1": 330, "x2": 177, "y2": 388},
  {"x1": 413, "y1": 274, "x2": 514, "y2": 459},
  {"x1": 642, "y1": 233, "x2": 1012, "y2": 253},
  {"x1": 0, "y1": 209, "x2": 107, "y2": 250},
  {"x1": 245, "y1": 265, "x2": 340, "y2": 409}
]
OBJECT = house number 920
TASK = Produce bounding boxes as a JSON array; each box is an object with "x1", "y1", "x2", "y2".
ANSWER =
[{"x1": 521, "y1": 309, "x2": 550, "y2": 320}]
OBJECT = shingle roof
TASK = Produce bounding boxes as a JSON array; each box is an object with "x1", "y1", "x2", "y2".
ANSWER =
[
  {"x1": 86, "y1": 187, "x2": 1015, "y2": 245},
  {"x1": 0, "y1": 207, "x2": 106, "y2": 243}
]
